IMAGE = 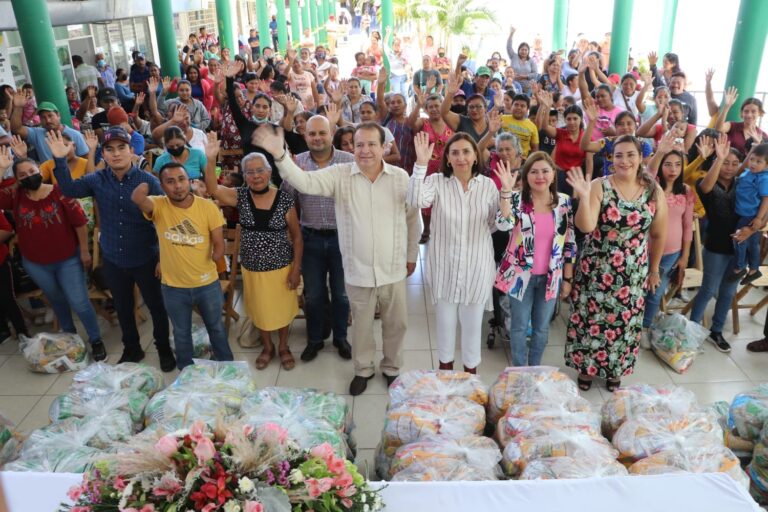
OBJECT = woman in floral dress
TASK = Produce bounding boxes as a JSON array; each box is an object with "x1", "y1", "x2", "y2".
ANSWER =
[{"x1": 564, "y1": 135, "x2": 668, "y2": 392}]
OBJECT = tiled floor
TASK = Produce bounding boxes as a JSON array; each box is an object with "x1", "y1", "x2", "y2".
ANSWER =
[{"x1": 2, "y1": 245, "x2": 767, "y2": 479}]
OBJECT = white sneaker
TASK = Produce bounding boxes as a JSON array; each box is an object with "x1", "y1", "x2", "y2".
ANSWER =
[{"x1": 640, "y1": 329, "x2": 651, "y2": 350}]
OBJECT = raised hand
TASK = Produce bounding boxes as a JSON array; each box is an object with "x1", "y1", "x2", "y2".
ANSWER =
[
  {"x1": 283, "y1": 94, "x2": 298, "y2": 114},
  {"x1": 413, "y1": 131, "x2": 434, "y2": 167},
  {"x1": 414, "y1": 88, "x2": 426, "y2": 108},
  {"x1": 225, "y1": 59, "x2": 244, "y2": 78},
  {"x1": 488, "y1": 109, "x2": 502, "y2": 134},
  {"x1": 45, "y1": 130, "x2": 73, "y2": 159},
  {"x1": 714, "y1": 133, "x2": 731, "y2": 161},
  {"x1": 705, "y1": 68, "x2": 715, "y2": 84},
  {"x1": 171, "y1": 104, "x2": 189, "y2": 124},
  {"x1": 582, "y1": 96, "x2": 598, "y2": 119},
  {"x1": 205, "y1": 131, "x2": 220, "y2": 161},
  {"x1": 647, "y1": 51, "x2": 658, "y2": 67},
  {"x1": 538, "y1": 90, "x2": 554, "y2": 109},
  {"x1": 327, "y1": 84, "x2": 343, "y2": 104},
  {"x1": 84, "y1": 130, "x2": 99, "y2": 153},
  {"x1": 325, "y1": 102, "x2": 341, "y2": 127},
  {"x1": 446, "y1": 71, "x2": 461, "y2": 95},
  {"x1": 493, "y1": 158, "x2": 519, "y2": 192},
  {"x1": 695, "y1": 135, "x2": 714, "y2": 159},
  {"x1": 724, "y1": 86, "x2": 739, "y2": 108},
  {"x1": 425, "y1": 74, "x2": 437, "y2": 92},
  {"x1": 377, "y1": 66, "x2": 388, "y2": 84},
  {"x1": 494, "y1": 87, "x2": 504, "y2": 108},
  {"x1": 456, "y1": 54, "x2": 468, "y2": 67},
  {"x1": 0, "y1": 145, "x2": 12, "y2": 171},
  {"x1": 161, "y1": 76, "x2": 171, "y2": 91},
  {"x1": 211, "y1": 67, "x2": 225, "y2": 84},
  {"x1": 9, "y1": 135, "x2": 27, "y2": 159},
  {"x1": 11, "y1": 89, "x2": 28, "y2": 108},
  {"x1": 565, "y1": 167, "x2": 590, "y2": 200},
  {"x1": 640, "y1": 70, "x2": 652, "y2": 86},
  {"x1": 134, "y1": 92, "x2": 146, "y2": 106},
  {"x1": 657, "y1": 130, "x2": 676, "y2": 155},
  {"x1": 251, "y1": 123, "x2": 286, "y2": 157},
  {"x1": 148, "y1": 76, "x2": 159, "y2": 92}
]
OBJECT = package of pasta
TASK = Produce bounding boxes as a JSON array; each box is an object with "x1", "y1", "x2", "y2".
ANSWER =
[
  {"x1": 379, "y1": 396, "x2": 486, "y2": 459},
  {"x1": 487, "y1": 366, "x2": 578, "y2": 424},
  {"x1": 49, "y1": 387, "x2": 150, "y2": 428},
  {"x1": 628, "y1": 445, "x2": 749, "y2": 488},
  {"x1": 496, "y1": 396, "x2": 600, "y2": 447},
  {"x1": 19, "y1": 332, "x2": 91, "y2": 373},
  {"x1": 72, "y1": 362, "x2": 165, "y2": 397},
  {"x1": 729, "y1": 385, "x2": 768, "y2": 442},
  {"x1": 611, "y1": 412, "x2": 724, "y2": 464},
  {"x1": 601, "y1": 384, "x2": 698, "y2": 439},
  {"x1": 171, "y1": 360, "x2": 255, "y2": 395},
  {"x1": 388, "y1": 370, "x2": 489, "y2": 407},
  {"x1": 501, "y1": 428, "x2": 618, "y2": 478},
  {"x1": 388, "y1": 435, "x2": 502, "y2": 480},
  {"x1": 0, "y1": 415, "x2": 24, "y2": 466},
  {"x1": 519, "y1": 456, "x2": 629, "y2": 480},
  {"x1": 240, "y1": 387, "x2": 352, "y2": 434},
  {"x1": 144, "y1": 386, "x2": 244, "y2": 429},
  {"x1": 649, "y1": 313, "x2": 707, "y2": 373}
]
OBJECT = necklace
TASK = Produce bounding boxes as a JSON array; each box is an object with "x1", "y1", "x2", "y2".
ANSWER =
[{"x1": 612, "y1": 176, "x2": 642, "y2": 202}]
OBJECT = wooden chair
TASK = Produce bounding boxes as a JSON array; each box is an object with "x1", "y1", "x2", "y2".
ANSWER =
[
  {"x1": 730, "y1": 225, "x2": 768, "y2": 335},
  {"x1": 220, "y1": 225, "x2": 242, "y2": 334},
  {"x1": 88, "y1": 227, "x2": 115, "y2": 324},
  {"x1": 661, "y1": 218, "x2": 705, "y2": 319}
]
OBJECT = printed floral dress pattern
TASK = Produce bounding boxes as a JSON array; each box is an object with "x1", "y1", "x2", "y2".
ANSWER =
[{"x1": 564, "y1": 178, "x2": 656, "y2": 379}]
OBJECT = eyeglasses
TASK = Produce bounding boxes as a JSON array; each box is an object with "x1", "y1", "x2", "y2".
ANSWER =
[{"x1": 467, "y1": 104, "x2": 485, "y2": 110}]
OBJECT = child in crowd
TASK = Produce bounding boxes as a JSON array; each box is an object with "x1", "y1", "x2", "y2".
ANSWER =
[
  {"x1": 499, "y1": 93, "x2": 539, "y2": 158},
  {"x1": 731, "y1": 143, "x2": 768, "y2": 284}
]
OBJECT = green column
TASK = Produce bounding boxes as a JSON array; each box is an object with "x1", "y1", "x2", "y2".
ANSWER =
[
  {"x1": 552, "y1": 0, "x2": 569, "y2": 53},
  {"x1": 277, "y1": 0, "x2": 288, "y2": 52},
  {"x1": 381, "y1": 0, "x2": 393, "y2": 36},
  {"x1": 256, "y1": 0, "x2": 271, "y2": 52},
  {"x1": 301, "y1": 0, "x2": 310, "y2": 39},
  {"x1": 724, "y1": 0, "x2": 768, "y2": 121},
  {"x1": 310, "y1": 0, "x2": 319, "y2": 44},
  {"x1": 290, "y1": 0, "x2": 301, "y2": 43},
  {"x1": 10, "y1": 0, "x2": 71, "y2": 125},
  {"x1": 658, "y1": 0, "x2": 678, "y2": 57},
  {"x1": 318, "y1": 0, "x2": 328, "y2": 45},
  {"x1": 215, "y1": 0, "x2": 234, "y2": 52},
  {"x1": 151, "y1": 0, "x2": 181, "y2": 78},
  {"x1": 608, "y1": 0, "x2": 633, "y2": 75}
]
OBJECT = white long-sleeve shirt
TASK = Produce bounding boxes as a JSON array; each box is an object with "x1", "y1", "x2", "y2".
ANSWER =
[
  {"x1": 407, "y1": 164, "x2": 499, "y2": 306},
  {"x1": 277, "y1": 157, "x2": 420, "y2": 288}
]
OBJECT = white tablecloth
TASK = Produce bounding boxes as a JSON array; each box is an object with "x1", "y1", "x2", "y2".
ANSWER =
[{"x1": 0, "y1": 471, "x2": 761, "y2": 512}]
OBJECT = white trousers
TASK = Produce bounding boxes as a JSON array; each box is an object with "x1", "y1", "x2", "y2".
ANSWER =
[{"x1": 435, "y1": 299, "x2": 485, "y2": 368}]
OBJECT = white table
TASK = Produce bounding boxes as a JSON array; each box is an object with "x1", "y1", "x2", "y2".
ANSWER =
[{"x1": 0, "y1": 471, "x2": 761, "y2": 512}]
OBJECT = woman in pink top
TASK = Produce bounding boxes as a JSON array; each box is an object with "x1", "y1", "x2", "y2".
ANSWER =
[
  {"x1": 495, "y1": 152, "x2": 576, "y2": 366},
  {"x1": 642, "y1": 149, "x2": 693, "y2": 330},
  {"x1": 584, "y1": 85, "x2": 623, "y2": 141}
]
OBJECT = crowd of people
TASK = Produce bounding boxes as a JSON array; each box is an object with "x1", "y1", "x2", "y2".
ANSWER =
[{"x1": 1, "y1": 22, "x2": 767, "y2": 397}]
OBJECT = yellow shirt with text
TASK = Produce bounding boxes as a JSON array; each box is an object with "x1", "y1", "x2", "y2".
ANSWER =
[
  {"x1": 145, "y1": 195, "x2": 225, "y2": 288},
  {"x1": 499, "y1": 116, "x2": 540, "y2": 157}
]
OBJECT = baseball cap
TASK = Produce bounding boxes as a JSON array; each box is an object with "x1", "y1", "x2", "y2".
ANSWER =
[
  {"x1": 98, "y1": 87, "x2": 118, "y2": 102},
  {"x1": 454, "y1": 89, "x2": 466, "y2": 97},
  {"x1": 608, "y1": 73, "x2": 620, "y2": 85},
  {"x1": 476, "y1": 66, "x2": 491, "y2": 77},
  {"x1": 106, "y1": 106, "x2": 129, "y2": 126},
  {"x1": 102, "y1": 127, "x2": 131, "y2": 145},
  {"x1": 36, "y1": 101, "x2": 59, "y2": 114}
]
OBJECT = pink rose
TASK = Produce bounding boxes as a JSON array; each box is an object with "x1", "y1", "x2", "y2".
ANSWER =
[
  {"x1": 589, "y1": 324, "x2": 600, "y2": 336},
  {"x1": 318, "y1": 478, "x2": 334, "y2": 493},
  {"x1": 155, "y1": 435, "x2": 178, "y2": 457},
  {"x1": 602, "y1": 273, "x2": 614, "y2": 287},
  {"x1": 605, "y1": 313, "x2": 617, "y2": 324},
  {"x1": 67, "y1": 485, "x2": 84, "y2": 501},
  {"x1": 571, "y1": 353, "x2": 583, "y2": 365},
  {"x1": 611, "y1": 252, "x2": 625, "y2": 267},
  {"x1": 244, "y1": 502, "x2": 264, "y2": 512},
  {"x1": 334, "y1": 472, "x2": 353, "y2": 488},
  {"x1": 586, "y1": 366, "x2": 598, "y2": 376},
  {"x1": 626, "y1": 211, "x2": 641, "y2": 226},
  {"x1": 621, "y1": 310, "x2": 632, "y2": 322},
  {"x1": 567, "y1": 328, "x2": 577, "y2": 338},
  {"x1": 114, "y1": 476, "x2": 127, "y2": 491},
  {"x1": 595, "y1": 350, "x2": 608, "y2": 361},
  {"x1": 194, "y1": 436, "x2": 216, "y2": 463},
  {"x1": 307, "y1": 479, "x2": 322, "y2": 498},
  {"x1": 342, "y1": 498, "x2": 354, "y2": 508},
  {"x1": 189, "y1": 420, "x2": 206, "y2": 442},
  {"x1": 617, "y1": 286, "x2": 630, "y2": 300},
  {"x1": 605, "y1": 330, "x2": 616, "y2": 342},
  {"x1": 328, "y1": 457, "x2": 347, "y2": 475},
  {"x1": 310, "y1": 443, "x2": 336, "y2": 462}
]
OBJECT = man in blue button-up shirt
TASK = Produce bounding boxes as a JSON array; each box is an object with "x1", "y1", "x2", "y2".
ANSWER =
[{"x1": 52, "y1": 127, "x2": 176, "y2": 372}]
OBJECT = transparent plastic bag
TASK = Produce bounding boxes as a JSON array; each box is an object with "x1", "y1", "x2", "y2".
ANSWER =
[
  {"x1": 240, "y1": 387, "x2": 352, "y2": 434},
  {"x1": 612, "y1": 412, "x2": 724, "y2": 463},
  {"x1": 37, "y1": 412, "x2": 134, "y2": 450},
  {"x1": 171, "y1": 360, "x2": 255, "y2": 395},
  {"x1": 629, "y1": 445, "x2": 749, "y2": 488},
  {"x1": 19, "y1": 332, "x2": 91, "y2": 373},
  {"x1": 241, "y1": 414, "x2": 350, "y2": 458},
  {"x1": 72, "y1": 362, "x2": 165, "y2": 397},
  {"x1": 145, "y1": 387, "x2": 244, "y2": 429},
  {"x1": 501, "y1": 428, "x2": 618, "y2": 478},
  {"x1": 4, "y1": 443, "x2": 105, "y2": 473},
  {"x1": 601, "y1": 384, "x2": 698, "y2": 439},
  {"x1": 519, "y1": 456, "x2": 629, "y2": 480},
  {"x1": 388, "y1": 435, "x2": 502, "y2": 481},
  {"x1": 496, "y1": 397, "x2": 599, "y2": 447},
  {"x1": 729, "y1": 384, "x2": 768, "y2": 442},
  {"x1": 488, "y1": 366, "x2": 578, "y2": 424},
  {"x1": 170, "y1": 323, "x2": 213, "y2": 359},
  {"x1": 650, "y1": 313, "x2": 708, "y2": 373},
  {"x1": 0, "y1": 414, "x2": 24, "y2": 466},
  {"x1": 49, "y1": 387, "x2": 150, "y2": 428},
  {"x1": 388, "y1": 370, "x2": 489, "y2": 407}
]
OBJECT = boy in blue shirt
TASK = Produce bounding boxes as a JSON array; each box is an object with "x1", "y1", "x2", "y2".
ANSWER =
[{"x1": 730, "y1": 143, "x2": 768, "y2": 284}]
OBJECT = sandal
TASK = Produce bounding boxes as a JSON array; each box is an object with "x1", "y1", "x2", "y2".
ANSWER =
[
  {"x1": 577, "y1": 376, "x2": 592, "y2": 391},
  {"x1": 279, "y1": 348, "x2": 296, "y2": 371},
  {"x1": 255, "y1": 346, "x2": 274, "y2": 370},
  {"x1": 606, "y1": 379, "x2": 621, "y2": 393}
]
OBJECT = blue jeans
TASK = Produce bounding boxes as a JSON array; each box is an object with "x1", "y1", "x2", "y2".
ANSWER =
[
  {"x1": 508, "y1": 274, "x2": 557, "y2": 366},
  {"x1": 642, "y1": 251, "x2": 680, "y2": 328},
  {"x1": 22, "y1": 252, "x2": 102, "y2": 343},
  {"x1": 301, "y1": 228, "x2": 349, "y2": 346},
  {"x1": 734, "y1": 216, "x2": 761, "y2": 271},
  {"x1": 389, "y1": 74, "x2": 408, "y2": 98},
  {"x1": 690, "y1": 248, "x2": 740, "y2": 333},
  {"x1": 161, "y1": 281, "x2": 234, "y2": 370}
]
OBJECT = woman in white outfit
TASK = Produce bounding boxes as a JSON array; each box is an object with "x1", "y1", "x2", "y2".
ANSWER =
[{"x1": 407, "y1": 132, "x2": 499, "y2": 373}]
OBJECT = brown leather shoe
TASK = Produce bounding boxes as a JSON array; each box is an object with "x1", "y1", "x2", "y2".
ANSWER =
[
  {"x1": 747, "y1": 338, "x2": 768, "y2": 353},
  {"x1": 438, "y1": 361, "x2": 454, "y2": 370},
  {"x1": 463, "y1": 366, "x2": 477, "y2": 374},
  {"x1": 349, "y1": 375, "x2": 374, "y2": 396}
]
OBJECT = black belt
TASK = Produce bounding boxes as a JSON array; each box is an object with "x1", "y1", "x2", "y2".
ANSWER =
[{"x1": 302, "y1": 226, "x2": 338, "y2": 236}]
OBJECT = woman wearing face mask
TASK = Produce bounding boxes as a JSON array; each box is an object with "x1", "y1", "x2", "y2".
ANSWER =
[
  {"x1": 0, "y1": 143, "x2": 106, "y2": 361},
  {"x1": 165, "y1": 78, "x2": 211, "y2": 130},
  {"x1": 506, "y1": 26, "x2": 538, "y2": 95},
  {"x1": 717, "y1": 93, "x2": 768, "y2": 155},
  {"x1": 407, "y1": 132, "x2": 498, "y2": 373},
  {"x1": 204, "y1": 147, "x2": 302, "y2": 371},
  {"x1": 153, "y1": 126, "x2": 207, "y2": 179},
  {"x1": 495, "y1": 152, "x2": 576, "y2": 366},
  {"x1": 441, "y1": 71, "x2": 489, "y2": 144},
  {"x1": 564, "y1": 136, "x2": 668, "y2": 392},
  {"x1": 408, "y1": 92, "x2": 454, "y2": 243}
]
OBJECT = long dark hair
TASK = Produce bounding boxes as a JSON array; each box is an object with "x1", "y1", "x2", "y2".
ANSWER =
[
  {"x1": 613, "y1": 134, "x2": 657, "y2": 201},
  {"x1": 521, "y1": 151, "x2": 558, "y2": 208},
  {"x1": 657, "y1": 150, "x2": 686, "y2": 195},
  {"x1": 332, "y1": 126, "x2": 355, "y2": 150},
  {"x1": 440, "y1": 132, "x2": 481, "y2": 178}
]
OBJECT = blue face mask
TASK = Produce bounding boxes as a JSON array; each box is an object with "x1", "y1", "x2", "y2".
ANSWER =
[
  {"x1": 251, "y1": 116, "x2": 269, "y2": 124},
  {"x1": 97, "y1": 59, "x2": 106, "y2": 68}
]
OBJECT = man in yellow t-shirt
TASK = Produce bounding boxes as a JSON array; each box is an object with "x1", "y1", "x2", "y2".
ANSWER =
[
  {"x1": 131, "y1": 161, "x2": 233, "y2": 370},
  {"x1": 499, "y1": 93, "x2": 540, "y2": 157}
]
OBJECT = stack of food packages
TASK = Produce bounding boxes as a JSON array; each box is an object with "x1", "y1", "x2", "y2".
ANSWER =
[
  {"x1": 726, "y1": 384, "x2": 768, "y2": 502},
  {"x1": 374, "y1": 369, "x2": 499, "y2": 481},
  {"x1": 0, "y1": 414, "x2": 24, "y2": 467},
  {"x1": 494, "y1": 366, "x2": 625, "y2": 479},
  {"x1": 604, "y1": 384, "x2": 749, "y2": 488},
  {"x1": 238, "y1": 387, "x2": 355, "y2": 458},
  {"x1": 19, "y1": 332, "x2": 91, "y2": 373},
  {"x1": 4, "y1": 363, "x2": 164, "y2": 472}
]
